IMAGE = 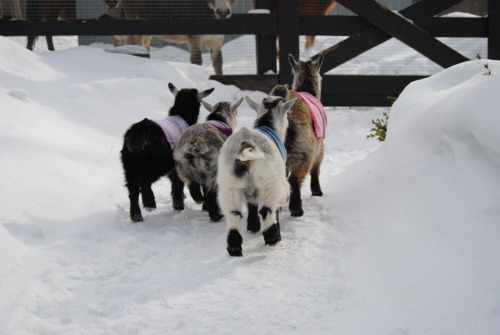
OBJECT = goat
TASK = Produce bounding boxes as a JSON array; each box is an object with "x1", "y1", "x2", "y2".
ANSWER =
[
  {"x1": 173, "y1": 97, "x2": 243, "y2": 221},
  {"x1": 272, "y1": 54, "x2": 326, "y2": 217},
  {"x1": 102, "y1": 0, "x2": 234, "y2": 75},
  {"x1": 26, "y1": 0, "x2": 76, "y2": 51},
  {"x1": 218, "y1": 95, "x2": 297, "y2": 256},
  {"x1": 120, "y1": 83, "x2": 214, "y2": 222}
]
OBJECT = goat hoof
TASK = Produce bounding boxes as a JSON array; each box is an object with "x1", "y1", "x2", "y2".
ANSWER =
[
  {"x1": 144, "y1": 206, "x2": 156, "y2": 212},
  {"x1": 210, "y1": 213, "x2": 224, "y2": 222},
  {"x1": 227, "y1": 229, "x2": 243, "y2": 256},
  {"x1": 312, "y1": 190, "x2": 323, "y2": 196},
  {"x1": 290, "y1": 208, "x2": 304, "y2": 217},
  {"x1": 131, "y1": 214, "x2": 143, "y2": 222},
  {"x1": 263, "y1": 223, "x2": 281, "y2": 246},
  {"x1": 173, "y1": 203, "x2": 185, "y2": 211},
  {"x1": 227, "y1": 246, "x2": 243, "y2": 257},
  {"x1": 247, "y1": 223, "x2": 260, "y2": 233}
]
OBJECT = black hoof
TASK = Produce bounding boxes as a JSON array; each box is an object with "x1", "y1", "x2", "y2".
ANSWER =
[
  {"x1": 143, "y1": 200, "x2": 156, "y2": 209},
  {"x1": 144, "y1": 206, "x2": 156, "y2": 212},
  {"x1": 209, "y1": 212, "x2": 224, "y2": 222},
  {"x1": 227, "y1": 229, "x2": 243, "y2": 257},
  {"x1": 263, "y1": 223, "x2": 281, "y2": 246},
  {"x1": 227, "y1": 246, "x2": 243, "y2": 257},
  {"x1": 312, "y1": 190, "x2": 323, "y2": 196},
  {"x1": 290, "y1": 208, "x2": 304, "y2": 217},
  {"x1": 131, "y1": 213, "x2": 143, "y2": 222},
  {"x1": 247, "y1": 222, "x2": 260, "y2": 233},
  {"x1": 173, "y1": 203, "x2": 185, "y2": 211}
]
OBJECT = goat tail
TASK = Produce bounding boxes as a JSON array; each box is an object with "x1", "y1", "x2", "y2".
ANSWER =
[
  {"x1": 237, "y1": 141, "x2": 265, "y2": 161},
  {"x1": 188, "y1": 136, "x2": 209, "y2": 154}
]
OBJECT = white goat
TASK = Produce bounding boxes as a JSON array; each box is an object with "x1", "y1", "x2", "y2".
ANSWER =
[{"x1": 217, "y1": 95, "x2": 297, "y2": 256}]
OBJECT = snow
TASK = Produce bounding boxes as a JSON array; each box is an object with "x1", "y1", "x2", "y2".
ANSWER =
[{"x1": 1, "y1": 34, "x2": 500, "y2": 334}]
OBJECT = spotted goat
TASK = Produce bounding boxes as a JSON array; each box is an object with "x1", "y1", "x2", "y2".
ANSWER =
[{"x1": 174, "y1": 97, "x2": 243, "y2": 221}]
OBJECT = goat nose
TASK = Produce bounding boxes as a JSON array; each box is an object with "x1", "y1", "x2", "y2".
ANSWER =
[{"x1": 216, "y1": 9, "x2": 232, "y2": 19}]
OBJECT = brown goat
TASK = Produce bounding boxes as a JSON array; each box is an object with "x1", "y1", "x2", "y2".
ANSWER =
[{"x1": 271, "y1": 53, "x2": 326, "y2": 217}]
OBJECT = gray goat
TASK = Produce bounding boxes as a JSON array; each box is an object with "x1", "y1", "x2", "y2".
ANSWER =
[{"x1": 174, "y1": 97, "x2": 243, "y2": 221}]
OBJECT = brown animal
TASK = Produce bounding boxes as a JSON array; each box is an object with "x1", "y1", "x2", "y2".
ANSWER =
[
  {"x1": 102, "y1": 0, "x2": 234, "y2": 75},
  {"x1": 271, "y1": 53, "x2": 326, "y2": 217},
  {"x1": 26, "y1": 0, "x2": 76, "y2": 51},
  {"x1": 269, "y1": 0, "x2": 337, "y2": 50}
]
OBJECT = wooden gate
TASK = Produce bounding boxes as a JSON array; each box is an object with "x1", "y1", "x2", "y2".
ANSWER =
[{"x1": 1, "y1": 0, "x2": 499, "y2": 106}]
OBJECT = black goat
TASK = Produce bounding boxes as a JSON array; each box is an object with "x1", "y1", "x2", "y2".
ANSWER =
[{"x1": 120, "y1": 83, "x2": 214, "y2": 222}]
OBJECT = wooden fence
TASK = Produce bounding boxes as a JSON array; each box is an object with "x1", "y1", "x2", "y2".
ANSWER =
[{"x1": 1, "y1": 0, "x2": 499, "y2": 106}]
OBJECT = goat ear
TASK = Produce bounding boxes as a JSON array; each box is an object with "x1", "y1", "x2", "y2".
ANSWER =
[
  {"x1": 313, "y1": 53, "x2": 324, "y2": 71},
  {"x1": 281, "y1": 97, "x2": 298, "y2": 114},
  {"x1": 201, "y1": 100, "x2": 213, "y2": 112},
  {"x1": 230, "y1": 97, "x2": 244, "y2": 115},
  {"x1": 197, "y1": 88, "x2": 215, "y2": 101},
  {"x1": 245, "y1": 95, "x2": 260, "y2": 113},
  {"x1": 288, "y1": 54, "x2": 298, "y2": 72},
  {"x1": 168, "y1": 83, "x2": 178, "y2": 96}
]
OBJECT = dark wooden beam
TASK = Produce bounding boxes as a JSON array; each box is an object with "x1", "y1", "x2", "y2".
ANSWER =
[
  {"x1": 336, "y1": 0, "x2": 469, "y2": 68},
  {"x1": 255, "y1": 0, "x2": 277, "y2": 74},
  {"x1": 489, "y1": 0, "x2": 500, "y2": 59},
  {"x1": 277, "y1": 0, "x2": 299, "y2": 86},
  {"x1": 320, "y1": 0, "x2": 467, "y2": 72},
  {"x1": 210, "y1": 74, "x2": 426, "y2": 107},
  {"x1": 0, "y1": 14, "x2": 276, "y2": 36}
]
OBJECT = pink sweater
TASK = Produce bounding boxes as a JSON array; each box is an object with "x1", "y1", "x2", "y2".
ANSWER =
[
  {"x1": 149, "y1": 115, "x2": 189, "y2": 149},
  {"x1": 290, "y1": 90, "x2": 327, "y2": 139}
]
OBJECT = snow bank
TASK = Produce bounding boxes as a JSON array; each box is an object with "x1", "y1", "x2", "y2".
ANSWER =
[{"x1": 330, "y1": 60, "x2": 500, "y2": 334}]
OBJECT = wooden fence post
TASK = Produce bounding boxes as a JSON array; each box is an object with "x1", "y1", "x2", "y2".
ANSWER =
[
  {"x1": 277, "y1": 0, "x2": 299, "y2": 86},
  {"x1": 255, "y1": 0, "x2": 277, "y2": 74},
  {"x1": 489, "y1": 0, "x2": 500, "y2": 59}
]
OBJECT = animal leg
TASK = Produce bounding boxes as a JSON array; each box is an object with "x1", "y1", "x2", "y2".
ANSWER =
[
  {"x1": 46, "y1": 36, "x2": 55, "y2": 51},
  {"x1": 169, "y1": 171, "x2": 185, "y2": 210},
  {"x1": 206, "y1": 189, "x2": 223, "y2": 222},
  {"x1": 188, "y1": 35, "x2": 203, "y2": 66},
  {"x1": 140, "y1": 181, "x2": 156, "y2": 210},
  {"x1": 219, "y1": 187, "x2": 244, "y2": 256},
  {"x1": 26, "y1": 36, "x2": 36, "y2": 50},
  {"x1": 127, "y1": 182, "x2": 143, "y2": 222},
  {"x1": 260, "y1": 207, "x2": 281, "y2": 246},
  {"x1": 289, "y1": 173, "x2": 307, "y2": 217},
  {"x1": 188, "y1": 182, "x2": 204, "y2": 204},
  {"x1": 204, "y1": 36, "x2": 224, "y2": 75},
  {"x1": 247, "y1": 202, "x2": 260, "y2": 233},
  {"x1": 305, "y1": 35, "x2": 316, "y2": 50},
  {"x1": 311, "y1": 141, "x2": 325, "y2": 196},
  {"x1": 310, "y1": 163, "x2": 323, "y2": 196}
]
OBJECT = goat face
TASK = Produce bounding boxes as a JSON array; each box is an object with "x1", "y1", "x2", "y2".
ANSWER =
[{"x1": 208, "y1": 0, "x2": 234, "y2": 19}]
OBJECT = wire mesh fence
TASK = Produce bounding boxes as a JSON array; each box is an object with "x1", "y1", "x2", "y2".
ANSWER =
[{"x1": 2, "y1": 0, "x2": 488, "y2": 76}]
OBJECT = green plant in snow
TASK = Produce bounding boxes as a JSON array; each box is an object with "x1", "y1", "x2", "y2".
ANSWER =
[
  {"x1": 367, "y1": 111, "x2": 390, "y2": 142},
  {"x1": 483, "y1": 62, "x2": 492, "y2": 76}
]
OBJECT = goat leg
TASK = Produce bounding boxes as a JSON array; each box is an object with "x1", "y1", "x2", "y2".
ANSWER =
[
  {"x1": 169, "y1": 171, "x2": 185, "y2": 210},
  {"x1": 205, "y1": 189, "x2": 223, "y2": 222},
  {"x1": 140, "y1": 181, "x2": 156, "y2": 210},
  {"x1": 127, "y1": 182, "x2": 143, "y2": 222},
  {"x1": 246, "y1": 203, "x2": 260, "y2": 232},
  {"x1": 188, "y1": 182, "x2": 204, "y2": 204}
]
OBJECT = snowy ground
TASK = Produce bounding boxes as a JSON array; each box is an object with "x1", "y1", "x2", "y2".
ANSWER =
[{"x1": 1, "y1": 33, "x2": 499, "y2": 335}]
